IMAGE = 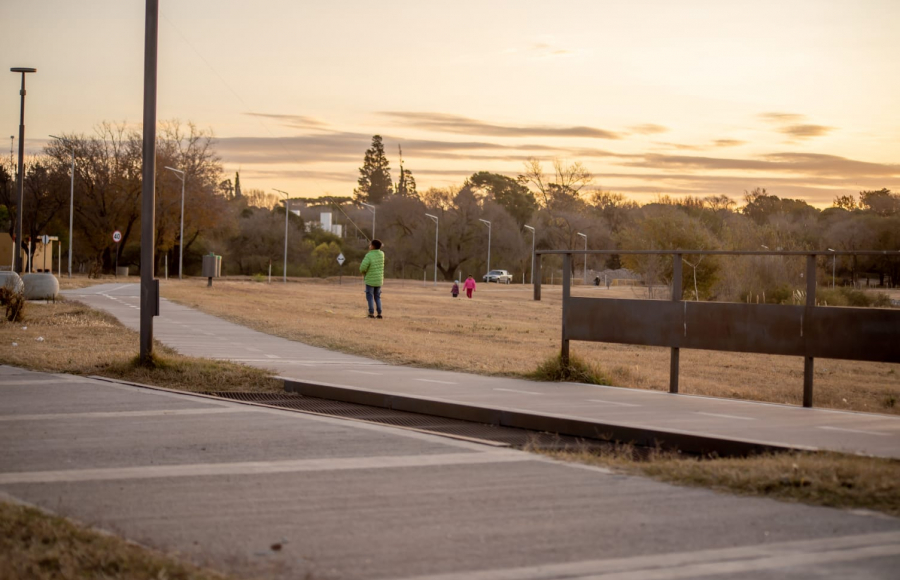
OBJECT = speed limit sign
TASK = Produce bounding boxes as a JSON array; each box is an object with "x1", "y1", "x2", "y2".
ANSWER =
[{"x1": 112, "y1": 230, "x2": 122, "y2": 243}]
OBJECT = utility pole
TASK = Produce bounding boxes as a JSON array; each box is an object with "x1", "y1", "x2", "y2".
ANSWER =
[
  {"x1": 479, "y1": 219, "x2": 491, "y2": 273},
  {"x1": 139, "y1": 0, "x2": 159, "y2": 364},
  {"x1": 274, "y1": 189, "x2": 291, "y2": 282},
  {"x1": 10, "y1": 67, "x2": 36, "y2": 273}
]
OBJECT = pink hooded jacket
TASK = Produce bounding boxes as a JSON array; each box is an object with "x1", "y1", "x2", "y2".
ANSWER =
[{"x1": 463, "y1": 278, "x2": 476, "y2": 290}]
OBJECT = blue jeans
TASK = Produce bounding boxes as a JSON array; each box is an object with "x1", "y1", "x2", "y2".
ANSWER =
[{"x1": 365, "y1": 285, "x2": 382, "y2": 315}]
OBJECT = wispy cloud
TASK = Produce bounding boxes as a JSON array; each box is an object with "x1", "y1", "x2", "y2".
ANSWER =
[
  {"x1": 243, "y1": 112, "x2": 328, "y2": 129},
  {"x1": 759, "y1": 112, "x2": 834, "y2": 141},
  {"x1": 629, "y1": 124, "x2": 668, "y2": 135},
  {"x1": 383, "y1": 112, "x2": 622, "y2": 139},
  {"x1": 759, "y1": 112, "x2": 805, "y2": 124},
  {"x1": 622, "y1": 152, "x2": 899, "y2": 178},
  {"x1": 713, "y1": 139, "x2": 745, "y2": 147}
]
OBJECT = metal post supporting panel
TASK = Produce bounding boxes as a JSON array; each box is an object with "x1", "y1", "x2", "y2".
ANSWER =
[
  {"x1": 139, "y1": 0, "x2": 159, "y2": 364},
  {"x1": 669, "y1": 254, "x2": 683, "y2": 394},
  {"x1": 803, "y1": 254, "x2": 817, "y2": 407},
  {"x1": 561, "y1": 253, "x2": 571, "y2": 365}
]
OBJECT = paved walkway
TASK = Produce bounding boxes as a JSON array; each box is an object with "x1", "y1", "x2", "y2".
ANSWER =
[
  {"x1": 2, "y1": 365, "x2": 899, "y2": 579},
  {"x1": 63, "y1": 283, "x2": 900, "y2": 459}
]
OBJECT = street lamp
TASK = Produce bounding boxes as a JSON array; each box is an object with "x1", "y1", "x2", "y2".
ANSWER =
[
  {"x1": 479, "y1": 218, "x2": 491, "y2": 274},
  {"x1": 274, "y1": 189, "x2": 291, "y2": 283},
  {"x1": 425, "y1": 213, "x2": 438, "y2": 285},
  {"x1": 10, "y1": 67, "x2": 37, "y2": 273},
  {"x1": 828, "y1": 248, "x2": 836, "y2": 288},
  {"x1": 577, "y1": 232, "x2": 587, "y2": 284},
  {"x1": 360, "y1": 202, "x2": 376, "y2": 239},
  {"x1": 524, "y1": 225, "x2": 536, "y2": 284},
  {"x1": 164, "y1": 166, "x2": 186, "y2": 280},
  {"x1": 50, "y1": 135, "x2": 75, "y2": 278}
]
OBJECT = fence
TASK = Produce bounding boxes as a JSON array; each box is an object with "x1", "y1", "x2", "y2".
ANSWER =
[{"x1": 533, "y1": 250, "x2": 900, "y2": 408}]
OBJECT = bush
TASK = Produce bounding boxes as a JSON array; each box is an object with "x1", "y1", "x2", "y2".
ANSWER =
[
  {"x1": 0, "y1": 287, "x2": 27, "y2": 322},
  {"x1": 816, "y1": 287, "x2": 893, "y2": 308},
  {"x1": 527, "y1": 352, "x2": 609, "y2": 385}
]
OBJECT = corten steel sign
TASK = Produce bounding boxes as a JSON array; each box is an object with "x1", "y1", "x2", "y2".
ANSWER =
[{"x1": 534, "y1": 250, "x2": 900, "y2": 408}]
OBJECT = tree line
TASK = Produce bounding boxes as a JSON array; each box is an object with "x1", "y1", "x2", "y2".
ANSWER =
[{"x1": 1, "y1": 127, "x2": 897, "y2": 302}]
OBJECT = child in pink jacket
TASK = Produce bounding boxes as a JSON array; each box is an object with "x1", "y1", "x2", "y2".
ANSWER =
[{"x1": 463, "y1": 276, "x2": 476, "y2": 299}]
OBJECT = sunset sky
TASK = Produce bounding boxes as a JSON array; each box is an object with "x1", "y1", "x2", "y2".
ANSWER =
[{"x1": 2, "y1": 0, "x2": 898, "y2": 206}]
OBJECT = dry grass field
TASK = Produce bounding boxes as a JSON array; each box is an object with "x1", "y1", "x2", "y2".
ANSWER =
[
  {"x1": 0, "y1": 502, "x2": 237, "y2": 580},
  {"x1": 158, "y1": 276, "x2": 900, "y2": 415},
  {"x1": 0, "y1": 300, "x2": 279, "y2": 393}
]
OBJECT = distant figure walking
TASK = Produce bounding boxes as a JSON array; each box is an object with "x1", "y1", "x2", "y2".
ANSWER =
[
  {"x1": 451, "y1": 280, "x2": 460, "y2": 298},
  {"x1": 360, "y1": 239, "x2": 385, "y2": 319},
  {"x1": 463, "y1": 276, "x2": 476, "y2": 299}
]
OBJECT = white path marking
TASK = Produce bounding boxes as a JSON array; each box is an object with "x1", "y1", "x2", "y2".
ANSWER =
[
  {"x1": 494, "y1": 388, "x2": 541, "y2": 395},
  {"x1": 696, "y1": 412, "x2": 756, "y2": 421},
  {"x1": 0, "y1": 408, "x2": 247, "y2": 422},
  {"x1": 264, "y1": 354, "x2": 280, "y2": 359},
  {"x1": 0, "y1": 451, "x2": 528, "y2": 484},
  {"x1": 818, "y1": 426, "x2": 891, "y2": 436},
  {"x1": 347, "y1": 370, "x2": 382, "y2": 375},
  {"x1": 394, "y1": 531, "x2": 900, "y2": 580},
  {"x1": 585, "y1": 399, "x2": 640, "y2": 407},
  {"x1": 416, "y1": 379, "x2": 458, "y2": 385}
]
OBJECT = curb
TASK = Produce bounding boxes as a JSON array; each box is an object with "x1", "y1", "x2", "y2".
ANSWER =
[{"x1": 283, "y1": 378, "x2": 813, "y2": 457}]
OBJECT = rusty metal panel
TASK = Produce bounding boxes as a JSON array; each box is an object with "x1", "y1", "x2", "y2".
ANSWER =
[
  {"x1": 681, "y1": 302, "x2": 807, "y2": 357},
  {"x1": 565, "y1": 297, "x2": 900, "y2": 363},
  {"x1": 806, "y1": 307, "x2": 900, "y2": 363},
  {"x1": 565, "y1": 298, "x2": 681, "y2": 347}
]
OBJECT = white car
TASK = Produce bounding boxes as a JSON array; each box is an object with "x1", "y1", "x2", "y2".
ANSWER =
[{"x1": 483, "y1": 270, "x2": 512, "y2": 284}]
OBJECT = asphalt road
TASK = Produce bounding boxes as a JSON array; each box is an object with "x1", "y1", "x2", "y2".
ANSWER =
[{"x1": 2, "y1": 365, "x2": 899, "y2": 579}]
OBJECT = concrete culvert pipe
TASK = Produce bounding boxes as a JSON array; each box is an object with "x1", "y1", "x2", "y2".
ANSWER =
[
  {"x1": 0, "y1": 271, "x2": 25, "y2": 294},
  {"x1": 22, "y1": 273, "x2": 59, "y2": 300}
]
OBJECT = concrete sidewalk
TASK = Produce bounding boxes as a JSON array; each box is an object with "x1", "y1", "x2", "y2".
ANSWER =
[
  {"x1": 2, "y1": 365, "x2": 900, "y2": 579},
  {"x1": 64, "y1": 283, "x2": 900, "y2": 458}
]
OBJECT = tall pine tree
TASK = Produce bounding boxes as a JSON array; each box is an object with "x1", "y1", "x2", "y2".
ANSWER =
[
  {"x1": 354, "y1": 135, "x2": 393, "y2": 204},
  {"x1": 234, "y1": 171, "x2": 242, "y2": 199}
]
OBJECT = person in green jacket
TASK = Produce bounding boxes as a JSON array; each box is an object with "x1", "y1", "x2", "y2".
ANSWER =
[{"x1": 359, "y1": 239, "x2": 385, "y2": 319}]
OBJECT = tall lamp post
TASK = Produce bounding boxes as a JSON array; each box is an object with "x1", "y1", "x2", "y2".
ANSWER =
[
  {"x1": 577, "y1": 232, "x2": 587, "y2": 284},
  {"x1": 524, "y1": 225, "x2": 536, "y2": 284},
  {"x1": 49, "y1": 135, "x2": 75, "y2": 277},
  {"x1": 828, "y1": 248, "x2": 836, "y2": 288},
  {"x1": 164, "y1": 166, "x2": 186, "y2": 279},
  {"x1": 425, "y1": 213, "x2": 438, "y2": 285},
  {"x1": 139, "y1": 0, "x2": 160, "y2": 365},
  {"x1": 274, "y1": 189, "x2": 291, "y2": 282},
  {"x1": 10, "y1": 67, "x2": 37, "y2": 273},
  {"x1": 360, "y1": 202, "x2": 376, "y2": 239},
  {"x1": 479, "y1": 218, "x2": 491, "y2": 273}
]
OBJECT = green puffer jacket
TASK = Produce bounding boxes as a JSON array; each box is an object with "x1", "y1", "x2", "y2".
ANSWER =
[{"x1": 359, "y1": 249, "x2": 385, "y2": 287}]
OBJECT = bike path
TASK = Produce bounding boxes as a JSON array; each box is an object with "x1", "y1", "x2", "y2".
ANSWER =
[{"x1": 63, "y1": 283, "x2": 900, "y2": 459}]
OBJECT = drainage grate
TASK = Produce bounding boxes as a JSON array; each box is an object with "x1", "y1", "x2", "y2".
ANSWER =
[{"x1": 203, "y1": 391, "x2": 609, "y2": 450}]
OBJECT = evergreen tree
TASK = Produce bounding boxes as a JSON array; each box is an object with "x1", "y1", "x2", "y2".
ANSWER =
[
  {"x1": 354, "y1": 135, "x2": 393, "y2": 204},
  {"x1": 397, "y1": 167, "x2": 417, "y2": 197},
  {"x1": 234, "y1": 171, "x2": 242, "y2": 199}
]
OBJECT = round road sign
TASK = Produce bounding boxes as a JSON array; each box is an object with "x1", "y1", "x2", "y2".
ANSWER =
[{"x1": 112, "y1": 230, "x2": 122, "y2": 243}]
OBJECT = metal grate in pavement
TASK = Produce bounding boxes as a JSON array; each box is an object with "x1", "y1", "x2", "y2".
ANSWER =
[{"x1": 203, "y1": 391, "x2": 610, "y2": 450}]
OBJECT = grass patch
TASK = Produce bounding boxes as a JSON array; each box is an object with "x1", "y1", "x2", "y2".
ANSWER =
[
  {"x1": 527, "y1": 352, "x2": 609, "y2": 385},
  {"x1": 538, "y1": 445, "x2": 900, "y2": 518},
  {"x1": 0, "y1": 300, "x2": 280, "y2": 393},
  {"x1": 0, "y1": 501, "x2": 237, "y2": 580}
]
